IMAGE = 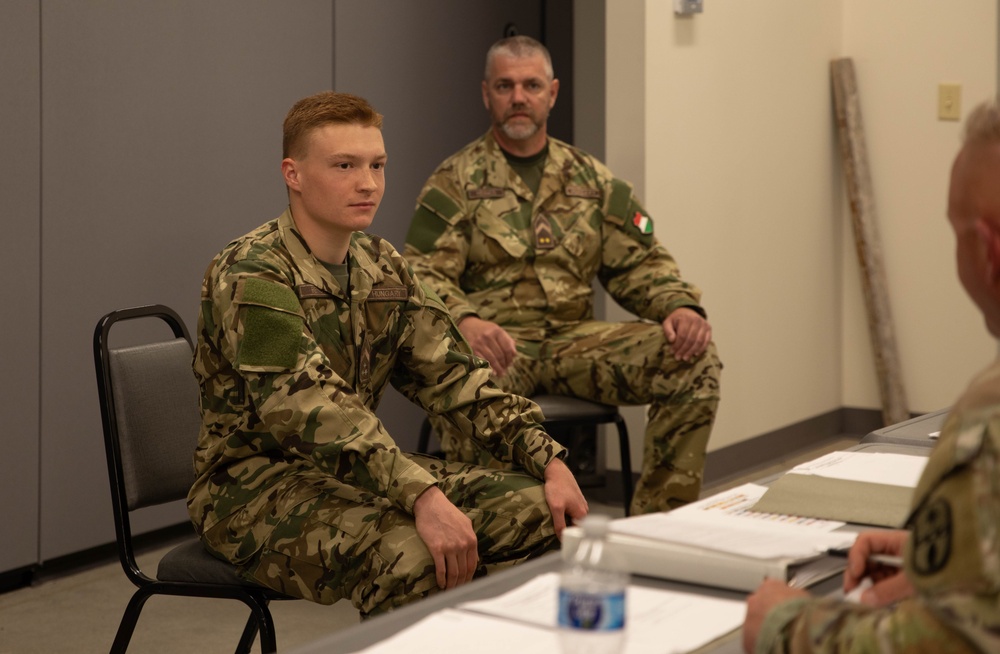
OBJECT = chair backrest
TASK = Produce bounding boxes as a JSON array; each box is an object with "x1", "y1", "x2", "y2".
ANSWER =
[
  {"x1": 94, "y1": 305, "x2": 199, "y2": 518},
  {"x1": 108, "y1": 338, "x2": 200, "y2": 509}
]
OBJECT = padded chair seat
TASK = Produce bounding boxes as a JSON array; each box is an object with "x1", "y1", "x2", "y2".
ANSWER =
[
  {"x1": 531, "y1": 395, "x2": 621, "y2": 421},
  {"x1": 157, "y1": 539, "x2": 256, "y2": 587}
]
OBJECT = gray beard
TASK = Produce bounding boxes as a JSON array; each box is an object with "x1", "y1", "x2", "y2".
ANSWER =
[{"x1": 500, "y1": 120, "x2": 539, "y2": 141}]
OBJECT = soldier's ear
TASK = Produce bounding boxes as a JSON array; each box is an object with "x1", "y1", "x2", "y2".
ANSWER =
[
  {"x1": 282, "y1": 158, "x2": 301, "y2": 192},
  {"x1": 481, "y1": 80, "x2": 490, "y2": 111},
  {"x1": 975, "y1": 217, "x2": 1000, "y2": 283}
]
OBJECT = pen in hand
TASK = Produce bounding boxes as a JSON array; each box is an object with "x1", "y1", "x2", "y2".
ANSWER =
[
  {"x1": 827, "y1": 548, "x2": 904, "y2": 568},
  {"x1": 866, "y1": 553, "x2": 903, "y2": 568}
]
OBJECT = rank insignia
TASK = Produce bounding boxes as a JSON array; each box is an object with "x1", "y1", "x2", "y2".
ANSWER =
[
  {"x1": 632, "y1": 212, "x2": 653, "y2": 235},
  {"x1": 533, "y1": 214, "x2": 556, "y2": 250}
]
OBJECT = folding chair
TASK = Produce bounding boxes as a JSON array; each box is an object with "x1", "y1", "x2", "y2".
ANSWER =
[{"x1": 94, "y1": 304, "x2": 292, "y2": 654}]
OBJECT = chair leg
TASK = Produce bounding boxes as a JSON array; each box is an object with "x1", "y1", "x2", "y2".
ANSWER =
[
  {"x1": 417, "y1": 418, "x2": 432, "y2": 454},
  {"x1": 614, "y1": 416, "x2": 633, "y2": 517},
  {"x1": 234, "y1": 595, "x2": 277, "y2": 654},
  {"x1": 110, "y1": 587, "x2": 156, "y2": 654},
  {"x1": 235, "y1": 614, "x2": 259, "y2": 654}
]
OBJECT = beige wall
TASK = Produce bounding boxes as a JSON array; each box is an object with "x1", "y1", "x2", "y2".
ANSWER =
[
  {"x1": 600, "y1": 0, "x2": 997, "y2": 466},
  {"x1": 840, "y1": 1, "x2": 998, "y2": 412}
]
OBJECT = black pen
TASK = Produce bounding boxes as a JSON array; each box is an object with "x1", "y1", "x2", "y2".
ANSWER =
[{"x1": 827, "y1": 548, "x2": 903, "y2": 568}]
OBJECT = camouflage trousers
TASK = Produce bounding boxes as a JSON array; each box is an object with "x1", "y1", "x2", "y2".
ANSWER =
[
  {"x1": 430, "y1": 320, "x2": 721, "y2": 515},
  {"x1": 229, "y1": 455, "x2": 557, "y2": 617}
]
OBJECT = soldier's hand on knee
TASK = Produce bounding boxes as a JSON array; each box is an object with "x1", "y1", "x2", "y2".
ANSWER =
[
  {"x1": 662, "y1": 308, "x2": 712, "y2": 362},
  {"x1": 458, "y1": 316, "x2": 518, "y2": 376},
  {"x1": 543, "y1": 458, "x2": 589, "y2": 539},
  {"x1": 413, "y1": 485, "x2": 479, "y2": 589}
]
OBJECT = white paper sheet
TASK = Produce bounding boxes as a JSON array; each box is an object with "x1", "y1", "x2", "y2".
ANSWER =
[
  {"x1": 348, "y1": 609, "x2": 557, "y2": 654},
  {"x1": 457, "y1": 572, "x2": 745, "y2": 654},
  {"x1": 786, "y1": 451, "x2": 928, "y2": 488}
]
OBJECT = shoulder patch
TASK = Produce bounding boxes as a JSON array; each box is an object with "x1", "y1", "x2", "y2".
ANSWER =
[
  {"x1": 407, "y1": 187, "x2": 464, "y2": 254},
  {"x1": 239, "y1": 277, "x2": 303, "y2": 315},
  {"x1": 910, "y1": 497, "x2": 952, "y2": 576},
  {"x1": 235, "y1": 278, "x2": 303, "y2": 371},
  {"x1": 606, "y1": 178, "x2": 653, "y2": 246},
  {"x1": 606, "y1": 178, "x2": 633, "y2": 225},
  {"x1": 419, "y1": 187, "x2": 463, "y2": 224}
]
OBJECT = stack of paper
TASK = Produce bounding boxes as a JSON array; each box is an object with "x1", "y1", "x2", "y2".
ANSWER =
[
  {"x1": 562, "y1": 483, "x2": 856, "y2": 592},
  {"x1": 750, "y1": 451, "x2": 929, "y2": 527}
]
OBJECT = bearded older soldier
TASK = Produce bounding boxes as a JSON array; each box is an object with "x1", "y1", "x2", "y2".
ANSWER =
[
  {"x1": 404, "y1": 36, "x2": 722, "y2": 515},
  {"x1": 188, "y1": 91, "x2": 587, "y2": 619}
]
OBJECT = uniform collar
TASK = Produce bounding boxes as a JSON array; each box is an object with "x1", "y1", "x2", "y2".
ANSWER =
[
  {"x1": 277, "y1": 207, "x2": 383, "y2": 301},
  {"x1": 482, "y1": 130, "x2": 576, "y2": 205}
]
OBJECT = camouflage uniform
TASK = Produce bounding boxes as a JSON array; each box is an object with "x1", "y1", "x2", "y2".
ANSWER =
[
  {"x1": 404, "y1": 131, "x2": 721, "y2": 514},
  {"x1": 756, "y1": 360, "x2": 1000, "y2": 653},
  {"x1": 188, "y1": 208, "x2": 565, "y2": 617}
]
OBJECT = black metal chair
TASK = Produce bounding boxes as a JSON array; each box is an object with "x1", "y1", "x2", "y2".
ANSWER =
[
  {"x1": 417, "y1": 394, "x2": 634, "y2": 515},
  {"x1": 94, "y1": 304, "x2": 293, "y2": 654}
]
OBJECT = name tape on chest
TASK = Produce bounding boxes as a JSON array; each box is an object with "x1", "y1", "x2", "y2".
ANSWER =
[
  {"x1": 368, "y1": 286, "x2": 411, "y2": 302},
  {"x1": 467, "y1": 186, "x2": 506, "y2": 200},
  {"x1": 564, "y1": 184, "x2": 602, "y2": 199},
  {"x1": 297, "y1": 284, "x2": 333, "y2": 299}
]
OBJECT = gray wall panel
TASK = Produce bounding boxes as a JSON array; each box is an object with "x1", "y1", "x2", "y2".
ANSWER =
[
  {"x1": 1, "y1": 1, "x2": 41, "y2": 574},
  {"x1": 333, "y1": 0, "x2": 544, "y2": 449},
  {"x1": 39, "y1": 1, "x2": 333, "y2": 559}
]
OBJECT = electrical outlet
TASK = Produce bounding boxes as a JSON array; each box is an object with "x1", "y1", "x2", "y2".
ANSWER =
[
  {"x1": 938, "y1": 83, "x2": 961, "y2": 121},
  {"x1": 674, "y1": 0, "x2": 703, "y2": 16}
]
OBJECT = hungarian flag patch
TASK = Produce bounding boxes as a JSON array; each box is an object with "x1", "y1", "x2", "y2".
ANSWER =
[{"x1": 632, "y1": 212, "x2": 653, "y2": 235}]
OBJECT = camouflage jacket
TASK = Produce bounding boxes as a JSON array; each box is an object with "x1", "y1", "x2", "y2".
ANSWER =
[
  {"x1": 187, "y1": 208, "x2": 564, "y2": 562},
  {"x1": 404, "y1": 131, "x2": 704, "y2": 341},
  {"x1": 757, "y1": 361, "x2": 1000, "y2": 653}
]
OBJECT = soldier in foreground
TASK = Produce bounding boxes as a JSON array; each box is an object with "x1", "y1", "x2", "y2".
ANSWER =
[
  {"x1": 404, "y1": 36, "x2": 722, "y2": 515},
  {"x1": 742, "y1": 99, "x2": 1000, "y2": 652},
  {"x1": 187, "y1": 91, "x2": 588, "y2": 618}
]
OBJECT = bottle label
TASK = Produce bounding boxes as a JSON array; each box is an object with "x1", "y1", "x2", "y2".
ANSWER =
[{"x1": 557, "y1": 589, "x2": 626, "y2": 631}]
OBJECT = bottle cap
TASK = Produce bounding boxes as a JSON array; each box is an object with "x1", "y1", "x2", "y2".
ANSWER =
[{"x1": 579, "y1": 513, "x2": 611, "y2": 537}]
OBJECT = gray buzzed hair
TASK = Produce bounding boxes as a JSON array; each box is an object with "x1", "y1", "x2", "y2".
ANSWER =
[
  {"x1": 485, "y1": 35, "x2": 554, "y2": 81},
  {"x1": 963, "y1": 98, "x2": 1000, "y2": 145}
]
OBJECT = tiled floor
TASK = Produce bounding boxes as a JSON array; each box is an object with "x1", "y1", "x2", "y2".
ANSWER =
[{"x1": 0, "y1": 435, "x2": 861, "y2": 654}]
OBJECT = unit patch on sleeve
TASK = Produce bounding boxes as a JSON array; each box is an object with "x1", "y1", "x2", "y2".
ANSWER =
[
  {"x1": 911, "y1": 497, "x2": 952, "y2": 576},
  {"x1": 565, "y1": 184, "x2": 602, "y2": 199},
  {"x1": 632, "y1": 211, "x2": 653, "y2": 235}
]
